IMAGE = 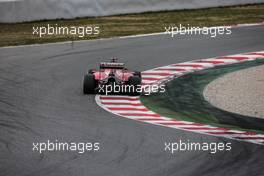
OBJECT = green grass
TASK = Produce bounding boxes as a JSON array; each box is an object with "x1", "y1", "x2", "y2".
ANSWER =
[
  {"x1": 141, "y1": 59, "x2": 264, "y2": 134},
  {"x1": 0, "y1": 4, "x2": 264, "y2": 47}
]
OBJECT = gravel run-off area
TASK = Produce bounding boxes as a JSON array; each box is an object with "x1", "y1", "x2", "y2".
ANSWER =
[{"x1": 204, "y1": 65, "x2": 264, "y2": 119}]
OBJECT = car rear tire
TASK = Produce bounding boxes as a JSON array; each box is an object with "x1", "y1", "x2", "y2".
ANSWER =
[
  {"x1": 83, "y1": 74, "x2": 96, "y2": 94},
  {"x1": 88, "y1": 69, "x2": 95, "y2": 74},
  {"x1": 134, "y1": 71, "x2": 141, "y2": 78},
  {"x1": 129, "y1": 76, "x2": 141, "y2": 96}
]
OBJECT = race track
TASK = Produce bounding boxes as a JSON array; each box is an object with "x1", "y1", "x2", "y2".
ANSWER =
[{"x1": 0, "y1": 25, "x2": 264, "y2": 176}]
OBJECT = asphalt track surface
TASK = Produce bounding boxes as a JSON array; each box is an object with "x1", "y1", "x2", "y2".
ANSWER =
[{"x1": 0, "y1": 25, "x2": 264, "y2": 176}]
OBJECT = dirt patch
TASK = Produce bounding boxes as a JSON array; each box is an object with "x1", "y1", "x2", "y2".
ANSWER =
[{"x1": 204, "y1": 65, "x2": 264, "y2": 119}]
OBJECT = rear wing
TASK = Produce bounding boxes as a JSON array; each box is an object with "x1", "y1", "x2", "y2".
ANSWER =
[{"x1": 100, "y1": 62, "x2": 125, "y2": 69}]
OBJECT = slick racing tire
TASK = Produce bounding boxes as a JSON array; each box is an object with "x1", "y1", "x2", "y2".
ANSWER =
[
  {"x1": 128, "y1": 76, "x2": 141, "y2": 96},
  {"x1": 83, "y1": 74, "x2": 96, "y2": 94},
  {"x1": 134, "y1": 71, "x2": 141, "y2": 78},
  {"x1": 88, "y1": 69, "x2": 95, "y2": 74}
]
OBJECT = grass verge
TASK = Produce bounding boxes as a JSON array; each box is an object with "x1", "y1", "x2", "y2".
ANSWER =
[
  {"x1": 141, "y1": 59, "x2": 264, "y2": 134},
  {"x1": 0, "y1": 4, "x2": 264, "y2": 47}
]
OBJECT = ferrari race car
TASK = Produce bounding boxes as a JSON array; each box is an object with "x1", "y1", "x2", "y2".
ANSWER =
[{"x1": 83, "y1": 58, "x2": 142, "y2": 95}]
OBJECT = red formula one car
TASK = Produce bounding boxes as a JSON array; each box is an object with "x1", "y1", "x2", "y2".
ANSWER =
[{"x1": 83, "y1": 58, "x2": 141, "y2": 95}]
